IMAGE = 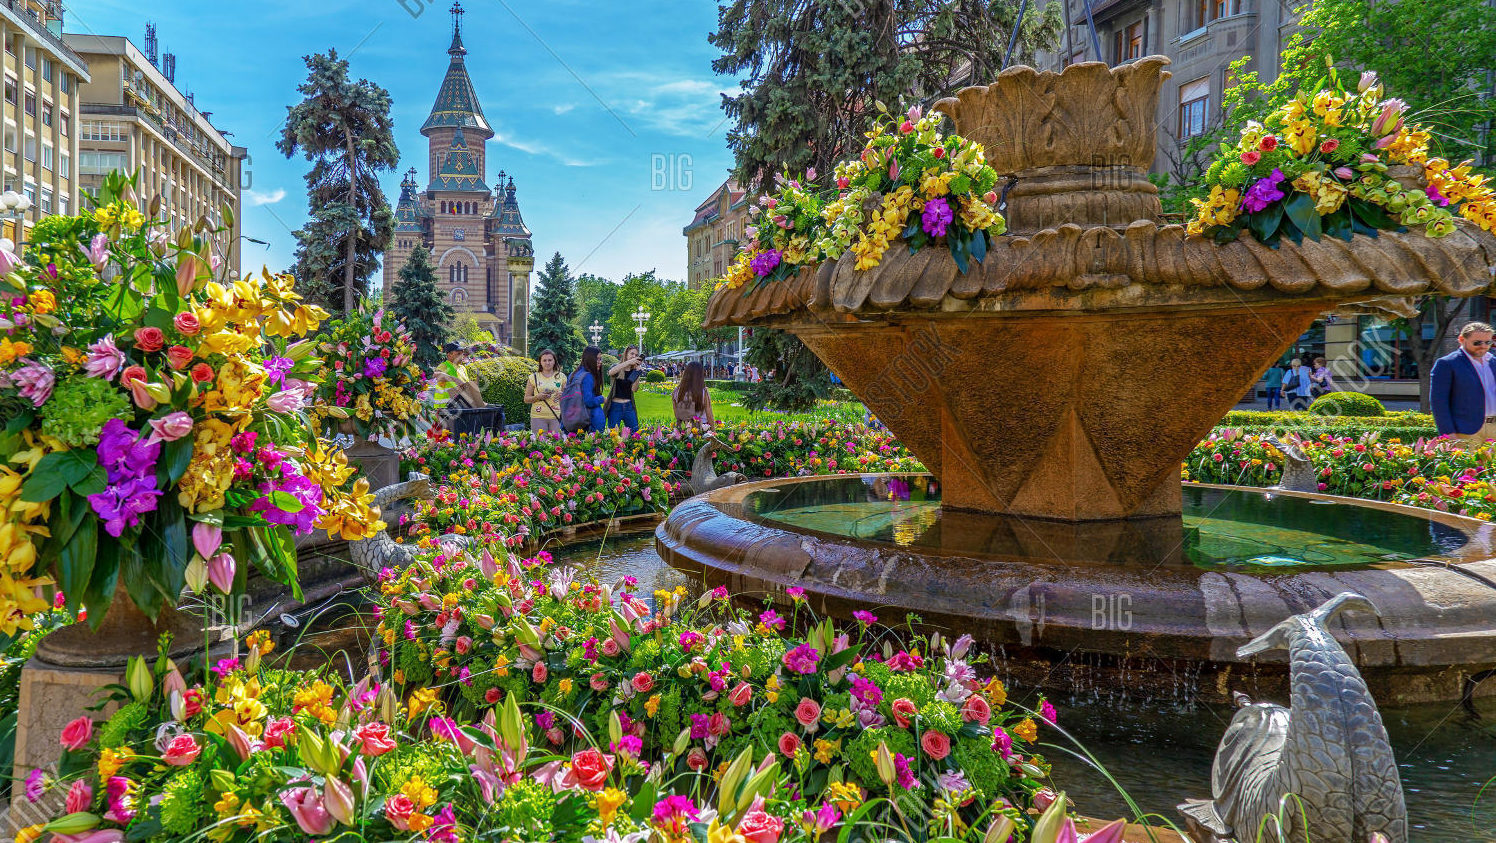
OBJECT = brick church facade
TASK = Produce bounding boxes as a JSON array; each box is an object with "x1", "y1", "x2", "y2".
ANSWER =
[{"x1": 382, "y1": 2, "x2": 533, "y2": 343}]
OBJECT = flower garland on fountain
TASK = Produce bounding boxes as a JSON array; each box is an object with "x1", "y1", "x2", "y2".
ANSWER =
[
  {"x1": 307, "y1": 307, "x2": 430, "y2": 441},
  {"x1": 0, "y1": 172, "x2": 384, "y2": 633},
  {"x1": 719, "y1": 104, "x2": 1007, "y2": 291},
  {"x1": 1188, "y1": 68, "x2": 1495, "y2": 245}
]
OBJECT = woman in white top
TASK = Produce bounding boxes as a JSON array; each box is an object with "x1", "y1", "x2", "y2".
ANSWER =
[{"x1": 524, "y1": 349, "x2": 566, "y2": 435}]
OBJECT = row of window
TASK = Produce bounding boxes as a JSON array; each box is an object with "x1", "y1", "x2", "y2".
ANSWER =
[
  {"x1": 0, "y1": 180, "x2": 66, "y2": 215},
  {"x1": 81, "y1": 121, "x2": 124, "y2": 142},
  {"x1": 5, "y1": 43, "x2": 72, "y2": 93},
  {"x1": 2, "y1": 129, "x2": 71, "y2": 174},
  {"x1": 440, "y1": 200, "x2": 483, "y2": 214},
  {"x1": 3, "y1": 78, "x2": 69, "y2": 135}
]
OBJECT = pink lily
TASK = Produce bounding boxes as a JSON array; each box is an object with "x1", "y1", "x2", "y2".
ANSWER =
[
  {"x1": 191, "y1": 523, "x2": 223, "y2": 562},
  {"x1": 280, "y1": 785, "x2": 334, "y2": 835},
  {"x1": 207, "y1": 552, "x2": 235, "y2": 594}
]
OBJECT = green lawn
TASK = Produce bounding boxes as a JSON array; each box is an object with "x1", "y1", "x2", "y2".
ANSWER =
[{"x1": 628, "y1": 385, "x2": 865, "y2": 425}]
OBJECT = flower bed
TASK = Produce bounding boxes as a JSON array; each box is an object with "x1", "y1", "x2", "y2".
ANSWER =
[{"x1": 1186, "y1": 429, "x2": 1496, "y2": 519}]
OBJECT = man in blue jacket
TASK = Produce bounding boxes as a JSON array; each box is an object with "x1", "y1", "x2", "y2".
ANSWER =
[{"x1": 1429, "y1": 321, "x2": 1496, "y2": 446}]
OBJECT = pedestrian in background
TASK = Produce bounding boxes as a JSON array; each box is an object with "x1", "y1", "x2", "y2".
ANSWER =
[
  {"x1": 1311, "y1": 357, "x2": 1336, "y2": 397},
  {"x1": 1430, "y1": 322, "x2": 1496, "y2": 447},
  {"x1": 1262, "y1": 364, "x2": 1285, "y2": 410},
  {"x1": 1281, "y1": 358, "x2": 1313, "y2": 411}
]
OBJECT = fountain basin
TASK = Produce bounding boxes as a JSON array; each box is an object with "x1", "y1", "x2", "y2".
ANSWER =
[{"x1": 657, "y1": 474, "x2": 1496, "y2": 704}]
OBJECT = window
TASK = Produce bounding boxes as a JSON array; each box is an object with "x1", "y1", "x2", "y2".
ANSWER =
[
  {"x1": 3, "y1": 78, "x2": 13, "y2": 105},
  {"x1": 23, "y1": 137, "x2": 34, "y2": 162},
  {"x1": 40, "y1": 188, "x2": 51, "y2": 214},
  {"x1": 41, "y1": 59, "x2": 51, "y2": 83},
  {"x1": 1195, "y1": 0, "x2": 1235, "y2": 26},
  {"x1": 79, "y1": 151, "x2": 129, "y2": 175},
  {"x1": 81, "y1": 122, "x2": 123, "y2": 142},
  {"x1": 23, "y1": 48, "x2": 34, "y2": 70},
  {"x1": 23, "y1": 185, "x2": 34, "y2": 205},
  {"x1": 59, "y1": 195, "x2": 67, "y2": 215},
  {"x1": 41, "y1": 145, "x2": 51, "y2": 170},
  {"x1": 23, "y1": 93, "x2": 33, "y2": 117},
  {"x1": 59, "y1": 112, "x2": 67, "y2": 136},
  {"x1": 1114, "y1": 20, "x2": 1145, "y2": 62},
  {"x1": 41, "y1": 104, "x2": 51, "y2": 127},
  {"x1": 1179, "y1": 76, "x2": 1209, "y2": 138},
  {"x1": 59, "y1": 153, "x2": 68, "y2": 177},
  {"x1": 59, "y1": 73, "x2": 69, "y2": 94},
  {"x1": 2, "y1": 129, "x2": 12, "y2": 153}
]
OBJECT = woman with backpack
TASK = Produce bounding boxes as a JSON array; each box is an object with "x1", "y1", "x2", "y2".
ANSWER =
[
  {"x1": 672, "y1": 361, "x2": 716, "y2": 431},
  {"x1": 570, "y1": 346, "x2": 606, "y2": 432}
]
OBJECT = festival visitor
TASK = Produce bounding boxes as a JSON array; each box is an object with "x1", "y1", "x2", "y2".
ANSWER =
[
  {"x1": 1262, "y1": 363, "x2": 1285, "y2": 410},
  {"x1": 572, "y1": 346, "x2": 607, "y2": 432},
  {"x1": 606, "y1": 345, "x2": 645, "y2": 432},
  {"x1": 524, "y1": 348, "x2": 565, "y2": 435},
  {"x1": 1281, "y1": 358, "x2": 1313, "y2": 411},
  {"x1": 1311, "y1": 356, "x2": 1336, "y2": 397},
  {"x1": 1430, "y1": 321, "x2": 1496, "y2": 447},
  {"x1": 672, "y1": 361, "x2": 717, "y2": 431}
]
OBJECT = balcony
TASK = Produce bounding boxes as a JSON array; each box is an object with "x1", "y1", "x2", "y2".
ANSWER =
[{"x1": 2, "y1": 0, "x2": 85, "y2": 71}]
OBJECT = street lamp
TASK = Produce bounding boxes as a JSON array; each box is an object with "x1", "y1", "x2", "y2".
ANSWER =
[
  {"x1": 588, "y1": 321, "x2": 604, "y2": 346},
  {"x1": 0, "y1": 190, "x2": 33, "y2": 253},
  {"x1": 631, "y1": 307, "x2": 650, "y2": 357}
]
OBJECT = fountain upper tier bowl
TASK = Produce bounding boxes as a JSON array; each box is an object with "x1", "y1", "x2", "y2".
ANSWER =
[{"x1": 703, "y1": 57, "x2": 1496, "y2": 520}]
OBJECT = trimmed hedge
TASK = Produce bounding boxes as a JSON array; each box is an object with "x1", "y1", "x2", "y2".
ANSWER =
[
  {"x1": 1309, "y1": 391, "x2": 1385, "y2": 417},
  {"x1": 1216, "y1": 409, "x2": 1435, "y2": 441},
  {"x1": 470, "y1": 355, "x2": 538, "y2": 426},
  {"x1": 644, "y1": 369, "x2": 666, "y2": 383},
  {"x1": 705, "y1": 378, "x2": 753, "y2": 393}
]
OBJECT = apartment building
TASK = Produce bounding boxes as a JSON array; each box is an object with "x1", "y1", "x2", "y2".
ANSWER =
[
  {"x1": 63, "y1": 32, "x2": 247, "y2": 274},
  {"x1": 0, "y1": 0, "x2": 88, "y2": 242},
  {"x1": 683, "y1": 178, "x2": 748, "y2": 290}
]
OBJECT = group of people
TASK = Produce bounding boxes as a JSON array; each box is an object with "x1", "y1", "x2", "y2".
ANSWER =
[
  {"x1": 1262, "y1": 356, "x2": 1336, "y2": 410},
  {"x1": 522, "y1": 347, "x2": 717, "y2": 435},
  {"x1": 657, "y1": 361, "x2": 762, "y2": 383}
]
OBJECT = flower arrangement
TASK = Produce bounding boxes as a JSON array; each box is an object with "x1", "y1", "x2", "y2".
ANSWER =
[
  {"x1": 308, "y1": 307, "x2": 430, "y2": 441},
  {"x1": 1188, "y1": 68, "x2": 1495, "y2": 246},
  {"x1": 719, "y1": 104, "x2": 1007, "y2": 291},
  {"x1": 0, "y1": 173, "x2": 384, "y2": 633},
  {"x1": 373, "y1": 543, "x2": 1073, "y2": 841},
  {"x1": 19, "y1": 629, "x2": 1126, "y2": 843}
]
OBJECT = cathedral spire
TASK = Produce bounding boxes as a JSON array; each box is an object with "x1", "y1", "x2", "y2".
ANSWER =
[{"x1": 421, "y1": 0, "x2": 492, "y2": 139}]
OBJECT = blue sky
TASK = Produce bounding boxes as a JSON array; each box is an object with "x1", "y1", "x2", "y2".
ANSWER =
[{"x1": 62, "y1": 0, "x2": 740, "y2": 283}]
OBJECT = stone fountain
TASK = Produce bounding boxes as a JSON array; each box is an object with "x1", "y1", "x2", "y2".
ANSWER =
[{"x1": 658, "y1": 56, "x2": 1496, "y2": 704}]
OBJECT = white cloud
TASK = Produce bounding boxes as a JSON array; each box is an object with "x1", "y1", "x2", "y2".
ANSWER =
[
  {"x1": 552, "y1": 103, "x2": 576, "y2": 115},
  {"x1": 492, "y1": 130, "x2": 598, "y2": 167},
  {"x1": 246, "y1": 188, "x2": 286, "y2": 206}
]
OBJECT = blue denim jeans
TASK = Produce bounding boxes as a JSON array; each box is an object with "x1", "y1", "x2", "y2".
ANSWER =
[{"x1": 607, "y1": 400, "x2": 639, "y2": 431}]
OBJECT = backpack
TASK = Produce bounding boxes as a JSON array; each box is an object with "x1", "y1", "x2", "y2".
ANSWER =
[{"x1": 559, "y1": 370, "x2": 591, "y2": 432}]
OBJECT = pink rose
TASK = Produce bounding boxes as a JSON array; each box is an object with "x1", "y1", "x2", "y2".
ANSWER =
[
  {"x1": 354, "y1": 722, "x2": 397, "y2": 756},
  {"x1": 567, "y1": 748, "x2": 612, "y2": 791},
  {"x1": 777, "y1": 732, "x2": 801, "y2": 758},
  {"x1": 709, "y1": 712, "x2": 731, "y2": 737},
  {"x1": 263, "y1": 717, "x2": 297, "y2": 749},
  {"x1": 738, "y1": 807, "x2": 785, "y2": 843},
  {"x1": 961, "y1": 695, "x2": 992, "y2": 725},
  {"x1": 631, "y1": 672, "x2": 654, "y2": 693},
  {"x1": 165, "y1": 345, "x2": 194, "y2": 370},
  {"x1": 590, "y1": 672, "x2": 610, "y2": 692},
  {"x1": 60, "y1": 716, "x2": 93, "y2": 750},
  {"x1": 454, "y1": 636, "x2": 472, "y2": 655},
  {"x1": 385, "y1": 793, "x2": 416, "y2": 831},
  {"x1": 133, "y1": 326, "x2": 165, "y2": 353},
  {"x1": 173, "y1": 311, "x2": 200, "y2": 336},
  {"x1": 148, "y1": 411, "x2": 194, "y2": 443},
  {"x1": 601, "y1": 638, "x2": 621, "y2": 657},
  {"x1": 921, "y1": 730, "x2": 951, "y2": 760},
  {"x1": 794, "y1": 698, "x2": 821, "y2": 731},
  {"x1": 120, "y1": 365, "x2": 156, "y2": 410},
  {"x1": 1240, "y1": 150, "x2": 1261, "y2": 165},
  {"x1": 686, "y1": 747, "x2": 709, "y2": 770},
  {"x1": 728, "y1": 682, "x2": 752, "y2": 707},
  {"x1": 65, "y1": 780, "x2": 92, "y2": 813},
  {"x1": 532, "y1": 661, "x2": 548, "y2": 683},
  {"x1": 163, "y1": 734, "x2": 201, "y2": 766}
]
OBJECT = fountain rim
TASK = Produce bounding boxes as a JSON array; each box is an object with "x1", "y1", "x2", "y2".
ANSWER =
[{"x1": 682, "y1": 472, "x2": 1494, "y2": 569}]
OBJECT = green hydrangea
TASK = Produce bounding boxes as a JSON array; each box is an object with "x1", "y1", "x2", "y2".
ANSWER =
[
  {"x1": 857, "y1": 661, "x2": 894, "y2": 688},
  {"x1": 1218, "y1": 161, "x2": 1249, "y2": 189},
  {"x1": 97, "y1": 701, "x2": 148, "y2": 749},
  {"x1": 885, "y1": 673, "x2": 934, "y2": 709},
  {"x1": 373, "y1": 743, "x2": 447, "y2": 795},
  {"x1": 919, "y1": 700, "x2": 962, "y2": 735},
  {"x1": 627, "y1": 638, "x2": 662, "y2": 671},
  {"x1": 39, "y1": 376, "x2": 132, "y2": 448},
  {"x1": 657, "y1": 685, "x2": 682, "y2": 740},
  {"x1": 846, "y1": 726, "x2": 917, "y2": 788},
  {"x1": 159, "y1": 769, "x2": 205, "y2": 835},
  {"x1": 458, "y1": 667, "x2": 503, "y2": 709},
  {"x1": 951, "y1": 734, "x2": 1009, "y2": 799},
  {"x1": 493, "y1": 778, "x2": 557, "y2": 837},
  {"x1": 398, "y1": 641, "x2": 434, "y2": 685}
]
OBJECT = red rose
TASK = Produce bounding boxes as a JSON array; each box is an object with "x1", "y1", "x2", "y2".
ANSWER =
[
  {"x1": 794, "y1": 697, "x2": 821, "y2": 731},
  {"x1": 484, "y1": 687, "x2": 503, "y2": 704},
  {"x1": 190, "y1": 362, "x2": 215, "y2": 383},
  {"x1": 60, "y1": 716, "x2": 93, "y2": 751},
  {"x1": 263, "y1": 716, "x2": 297, "y2": 749},
  {"x1": 921, "y1": 730, "x2": 951, "y2": 760},
  {"x1": 568, "y1": 748, "x2": 612, "y2": 791},
  {"x1": 631, "y1": 672, "x2": 654, "y2": 693},
  {"x1": 709, "y1": 712, "x2": 731, "y2": 736},
  {"x1": 165, "y1": 345, "x2": 194, "y2": 370},
  {"x1": 961, "y1": 694, "x2": 992, "y2": 725},
  {"x1": 1319, "y1": 138, "x2": 1340, "y2": 154},
  {"x1": 354, "y1": 722, "x2": 397, "y2": 756},
  {"x1": 173, "y1": 311, "x2": 200, "y2": 336},
  {"x1": 777, "y1": 732, "x2": 801, "y2": 758},
  {"x1": 1240, "y1": 150, "x2": 1261, "y2": 166},
  {"x1": 1259, "y1": 135, "x2": 1278, "y2": 151},
  {"x1": 686, "y1": 747, "x2": 710, "y2": 770},
  {"x1": 182, "y1": 688, "x2": 204, "y2": 718},
  {"x1": 891, "y1": 698, "x2": 917, "y2": 729},
  {"x1": 738, "y1": 808, "x2": 786, "y2": 843},
  {"x1": 134, "y1": 326, "x2": 165, "y2": 352}
]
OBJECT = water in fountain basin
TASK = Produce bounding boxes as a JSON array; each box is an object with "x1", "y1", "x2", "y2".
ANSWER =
[{"x1": 557, "y1": 533, "x2": 1496, "y2": 841}]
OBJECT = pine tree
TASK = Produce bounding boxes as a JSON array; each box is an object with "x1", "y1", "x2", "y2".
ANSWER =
[
  {"x1": 278, "y1": 50, "x2": 400, "y2": 317},
  {"x1": 527, "y1": 252, "x2": 583, "y2": 368},
  {"x1": 389, "y1": 245, "x2": 451, "y2": 370}
]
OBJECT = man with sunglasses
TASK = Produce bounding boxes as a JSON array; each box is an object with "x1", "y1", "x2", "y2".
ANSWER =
[{"x1": 1430, "y1": 321, "x2": 1496, "y2": 447}]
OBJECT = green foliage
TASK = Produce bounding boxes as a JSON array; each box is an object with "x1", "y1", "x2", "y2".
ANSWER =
[
  {"x1": 528, "y1": 252, "x2": 583, "y2": 369},
  {"x1": 572, "y1": 274, "x2": 618, "y2": 341},
  {"x1": 492, "y1": 779, "x2": 558, "y2": 838},
  {"x1": 606, "y1": 270, "x2": 675, "y2": 352},
  {"x1": 98, "y1": 701, "x2": 149, "y2": 749},
  {"x1": 846, "y1": 726, "x2": 916, "y2": 785},
  {"x1": 471, "y1": 355, "x2": 539, "y2": 427},
  {"x1": 1218, "y1": 409, "x2": 1431, "y2": 440},
  {"x1": 39, "y1": 375, "x2": 132, "y2": 448},
  {"x1": 277, "y1": 49, "x2": 400, "y2": 316},
  {"x1": 389, "y1": 244, "x2": 451, "y2": 370},
  {"x1": 452, "y1": 313, "x2": 494, "y2": 345},
  {"x1": 711, "y1": 0, "x2": 1062, "y2": 192},
  {"x1": 644, "y1": 369, "x2": 666, "y2": 383},
  {"x1": 1309, "y1": 391, "x2": 1386, "y2": 417},
  {"x1": 744, "y1": 329, "x2": 832, "y2": 413},
  {"x1": 159, "y1": 768, "x2": 206, "y2": 836}
]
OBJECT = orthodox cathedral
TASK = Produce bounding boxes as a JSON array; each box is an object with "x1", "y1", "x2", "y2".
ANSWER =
[{"x1": 382, "y1": 2, "x2": 534, "y2": 346}]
